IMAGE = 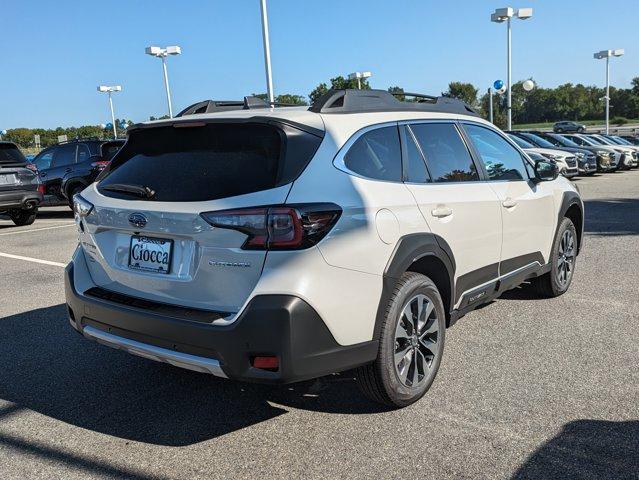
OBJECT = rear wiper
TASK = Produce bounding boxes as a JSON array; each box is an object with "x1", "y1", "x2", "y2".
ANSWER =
[{"x1": 101, "y1": 183, "x2": 156, "y2": 199}]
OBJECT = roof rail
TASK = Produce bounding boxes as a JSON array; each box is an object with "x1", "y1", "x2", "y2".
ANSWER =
[
  {"x1": 57, "y1": 136, "x2": 103, "y2": 145},
  {"x1": 308, "y1": 89, "x2": 479, "y2": 116},
  {"x1": 176, "y1": 96, "x2": 294, "y2": 117}
]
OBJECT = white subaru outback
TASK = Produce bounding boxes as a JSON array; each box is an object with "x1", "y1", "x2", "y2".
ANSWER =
[{"x1": 66, "y1": 89, "x2": 584, "y2": 407}]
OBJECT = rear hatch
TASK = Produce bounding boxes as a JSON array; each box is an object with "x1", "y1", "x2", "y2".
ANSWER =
[
  {"x1": 0, "y1": 143, "x2": 38, "y2": 193},
  {"x1": 79, "y1": 119, "x2": 323, "y2": 314}
]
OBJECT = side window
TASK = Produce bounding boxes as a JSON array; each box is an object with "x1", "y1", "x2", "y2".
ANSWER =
[
  {"x1": 34, "y1": 151, "x2": 54, "y2": 170},
  {"x1": 343, "y1": 126, "x2": 402, "y2": 181},
  {"x1": 463, "y1": 124, "x2": 528, "y2": 181},
  {"x1": 410, "y1": 123, "x2": 479, "y2": 183},
  {"x1": 51, "y1": 145, "x2": 77, "y2": 168},
  {"x1": 77, "y1": 144, "x2": 91, "y2": 163},
  {"x1": 402, "y1": 126, "x2": 430, "y2": 183}
]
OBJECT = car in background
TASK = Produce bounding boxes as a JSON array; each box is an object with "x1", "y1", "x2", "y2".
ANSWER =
[
  {"x1": 619, "y1": 135, "x2": 639, "y2": 146},
  {"x1": 507, "y1": 132, "x2": 578, "y2": 178},
  {"x1": 553, "y1": 121, "x2": 586, "y2": 133},
  {"x1": 582, "y1": 134, "x2": 635, "y2": 170},
  {"x1": 561, "y1": 134, "x2": 618, "y2": 172},
  {"x1": 590, "y1": 134, "x2": 638, "y2": 169},
  {"x1": 523, "y1": 131, "x2": 597, "y2": 175},
  {"x1": 0, "y1": 142, "x2": 42, "y2": 226},
  {"x1": 31, "y1": 138, "x2": 124, "y2": 208}
]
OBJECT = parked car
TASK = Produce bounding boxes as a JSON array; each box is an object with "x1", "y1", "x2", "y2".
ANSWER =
[
  {"x1": 553, "y1": 121, "x2": 586, "y2": 133},
  {"x1": 523, "y1": 132, "x2": 597, "y2": 175},
  {"x1": 31, "y1": 138, "x2": 124, "y2": 208},
  {"x1": 587, "y1": 134, "x2": 637, "y2": 170},
  {"x1": 0, "y1": 142, "x2": 42, "y2": 225},
  {"x1": 594, "y1": 133, "x2": 639, "y2": 170},
  {"x1": 66, "y1": 90, "x2": 584, "y2": 408},
  {"x1": 619, "y1": 135, "x2": 639, "y2": 146},
  {"x1": 507, "y1": 132, "x2": 579, "y2": 178},
  {"x1": 561, "y1": 134, "x2": 618, "y2": 172}
]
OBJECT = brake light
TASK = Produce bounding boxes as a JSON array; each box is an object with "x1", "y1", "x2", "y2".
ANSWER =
[
  {"x1": 200, "y1": 203, "x2": 341, "y2": 250},
  {"x1": 37, "y1": 184, "x2": 45, "y2": 195},
  {"x1": 91, "y1": 160, "x2": 110, "y2": 171}
]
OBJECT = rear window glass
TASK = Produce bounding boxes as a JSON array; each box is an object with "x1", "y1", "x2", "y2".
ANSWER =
[
  {"x1": 99, "y1": 123, "x2": 321, "y2": 202},
  {"x1": 0, "y1": 144, "x2": 27, "y2": 166}
]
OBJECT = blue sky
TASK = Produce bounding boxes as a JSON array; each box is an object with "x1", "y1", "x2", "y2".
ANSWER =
[{"x1": 2, "y1": 0, "x2": 637, "y2": 129}]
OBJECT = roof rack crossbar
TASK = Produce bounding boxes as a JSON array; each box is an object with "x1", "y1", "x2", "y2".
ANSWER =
[{"x1": 308, "y1": 89, "x2": 479, "y2": 116}]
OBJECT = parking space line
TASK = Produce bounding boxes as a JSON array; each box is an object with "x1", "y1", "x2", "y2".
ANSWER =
[
  {"x1": 0, "y1": 223, "x2": 76, "y2": 236},
  {"x1": 0, "y1": 252, "x2": 66, "y2": 268}
]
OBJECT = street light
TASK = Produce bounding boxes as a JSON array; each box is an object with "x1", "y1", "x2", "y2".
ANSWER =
[
  {"x1": 491, "y1": 6, "x2": 533, "y2": 130},
  {"x1": 594, "y1": 49, "x2": 625, "y2": 134},
  {"x1": 348, "y1": 71, "x2": 372, "y2": 90},
  {"x1": 259, "y1": 0, "x2": 274, "y2": 105},
  {"x1": 145, "y1": 45, "x2": 181, "y2": 118},
  {"x1": 97, "y1": 85, "x2": 122, "y2": 139}
]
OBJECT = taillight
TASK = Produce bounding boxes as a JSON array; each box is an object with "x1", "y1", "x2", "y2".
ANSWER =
[
  {"x1": 91, "y1": 160, "x2": 110, "y2": 171},
  {"x1": 37, "y1": 184, "x2": 46, "y2": 195},
  {"x1": 200, "y1": 203, "x2": 341, "y2": 250}
]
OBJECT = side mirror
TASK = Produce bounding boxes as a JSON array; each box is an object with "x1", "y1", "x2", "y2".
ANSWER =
[{"x1": 533, "y1": 159, "x2": 559, "y2": 182}]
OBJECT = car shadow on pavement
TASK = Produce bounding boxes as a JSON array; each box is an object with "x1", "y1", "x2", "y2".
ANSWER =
[
  {"x1": 583, "y1": 197, "x2": 639, "y2": 236},
  {"x1": 0, "y1": 305, "x2": 386, "y2": 447},
  {"x1": 512, "y1": 419, "x2": 639, "y2": 479}
]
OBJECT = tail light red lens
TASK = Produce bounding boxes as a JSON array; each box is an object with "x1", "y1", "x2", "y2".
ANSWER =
[
  {"x1": 91, "y1": 160, "x2": 110, "y2": 171},
  {"x1": 200, "y1": 203, "x2": 341, "y2": 250},
  {"x1": 37, "y1": 184, "x2": 46, "y2": 195},
  {"x1": 251, "y1": 356, "x2": 279, "y2": 371}
]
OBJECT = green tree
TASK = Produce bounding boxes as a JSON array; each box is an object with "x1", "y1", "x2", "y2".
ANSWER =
[
  {"x1": 442, "y1": 82, "x2": 479, "y2": 108},
  {"x1": 309, "y1": 75, "x2": 371, "y2": 104}
]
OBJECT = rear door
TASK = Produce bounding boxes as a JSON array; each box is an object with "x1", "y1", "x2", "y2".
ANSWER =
[
  {"x1": 401, "y1": 121, "x2": 502, "y2": 309},
  {"x1": 79, "y1": 121, "x2": 322, "y2": 313},
  {"x1": 461, "y1": 122, "x2": 555, "y2": 274},
  {"x1": 41, "y1": 144, "x2": 77, "y2": 202}
]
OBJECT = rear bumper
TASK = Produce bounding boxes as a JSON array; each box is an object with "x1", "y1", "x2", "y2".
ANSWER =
[
  {"x1": 0, "y1": 190, "x2": 42, "y2": 210},
  {"x1": 65, "y1": 262, "x2": 377, "y2": 384}
]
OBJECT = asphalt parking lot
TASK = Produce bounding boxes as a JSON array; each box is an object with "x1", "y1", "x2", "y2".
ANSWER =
[{"x1": 0, "y1": 171, "x2": 638, "y2": 480}]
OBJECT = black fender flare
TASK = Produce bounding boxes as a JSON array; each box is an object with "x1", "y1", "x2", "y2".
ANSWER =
[
  {"x1": 373, "y1": 233, "x2": 456, "y2": 340},
  {"x1": 556, "y1": 191, "x2": 584, "y2": 254},
  {"x1": 62, "y1": 178, "x2": 89, "y2": 200}
]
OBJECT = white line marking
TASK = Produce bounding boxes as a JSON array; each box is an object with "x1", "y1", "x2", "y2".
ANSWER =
[
  {"x1": 0, "y1": 223, "x2": 75, "y2": 236},
  {"x1": 0, "y1": 252, "x2": 66, "y2": 267}
]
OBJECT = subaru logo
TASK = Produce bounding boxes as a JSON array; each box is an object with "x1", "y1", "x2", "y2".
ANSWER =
[{"x1": 128, "y1": 213, "x2": 147, "y2": 228}]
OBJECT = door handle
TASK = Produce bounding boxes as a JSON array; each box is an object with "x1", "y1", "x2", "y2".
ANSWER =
[
  {"x1": 431, "y1": 206, "x2": 453, "y2": 218},
  {"x1": 502, "y1": 198, "x2": 518, "y2": 208}
]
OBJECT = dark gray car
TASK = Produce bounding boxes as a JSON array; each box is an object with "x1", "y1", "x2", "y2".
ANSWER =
[
  {"x1": 0, "y1": 142, "x2": 42, "y2": 225},
  {"x1": 553, "y1": 121, "x2": 586, "y2": 133}
]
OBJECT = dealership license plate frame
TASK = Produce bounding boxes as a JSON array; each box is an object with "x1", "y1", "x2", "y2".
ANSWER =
[{"x1": 128, "y1": 235, "x2": 173, "y2": 274}]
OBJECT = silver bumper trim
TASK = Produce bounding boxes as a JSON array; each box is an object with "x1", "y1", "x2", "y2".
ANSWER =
[{"x1": 82, "y1": 325, "x2": 228, "y2": 378}]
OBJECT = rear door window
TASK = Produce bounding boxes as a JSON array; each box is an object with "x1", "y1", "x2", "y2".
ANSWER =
[
  {"x1": 99, "y1": 122, "x2": 321, "y2": 202},
  {"x1": 343, "y1": 126, "x2": 402, "y2": 181},
  {"x1": 77, "y1": 144, "x2": 91, "y2": 163},
  {"x1": 51, "y1": 145, "x2": 77, "y2": 167},
  {"x1": 409, "y1": 123, "x2": 479, "y2": 183}
]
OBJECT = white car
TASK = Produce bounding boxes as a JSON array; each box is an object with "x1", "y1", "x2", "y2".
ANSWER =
[
  {"x1": 66, "y1": 89, "x2": 584, "y2": 407},
  {"x1": 507, "y1": 134, "x2": 579, "y2": 178}
]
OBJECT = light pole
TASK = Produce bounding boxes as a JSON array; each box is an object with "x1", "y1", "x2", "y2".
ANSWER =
[
  {"x1": 491, "y1": 7, "x2": 533, "y2": 130},
  {"x1": 488, "y1": 88, "x2": 494, "y2": 124},
  {"x1": 594, "y1": 49, "x2": 625, "y2": 134},
  {"x1": 97, "y1": 85, "x2": 122, "y2": 139},
  {"x1": 259, "y1": 0, "x2": 275, "y2": 105},
  {"x1": 145, "y1": 45, "x2": 181, "y2": 118},
  {"x1": 348, "y1": 71, "x2": 372, "y2": 89}
]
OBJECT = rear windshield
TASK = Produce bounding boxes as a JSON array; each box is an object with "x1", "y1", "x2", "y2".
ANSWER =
[
  {"x1": 98, "y1": 122, "x2": 322, "y2": 202},
  {"x1": 0, "y1": 143, "x2": 27, "y2": 166}
]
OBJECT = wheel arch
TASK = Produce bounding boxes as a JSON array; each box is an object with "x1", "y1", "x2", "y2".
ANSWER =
[
  {"x1": 63, "y1": 179, "x2": 88, "y2": 200},
  {"x1": 373, "y1": 233, "x2": 456, "y2": 338},
  {"x1": 557, "y1": 191, "x2": 584, "y2": 254}
]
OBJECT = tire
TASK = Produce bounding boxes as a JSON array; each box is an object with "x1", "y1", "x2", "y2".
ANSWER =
[
  {"x1": 532, "y1": 217, "x2": 577, "y2": 298},
  {"x1": 8, "y1": 207, "x2": 38, "y2": 226},
  {"x1": 577, "y1": 127, "x2": 585, "y2": 133},
  {"x1": 356, "y1": 272, "x2": 446, "y2": 408},
  {"x1": 67, "y1": 184, "x2": 84, "y2": 210}
]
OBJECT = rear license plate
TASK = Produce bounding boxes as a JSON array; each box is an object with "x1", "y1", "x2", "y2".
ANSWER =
[
  {"x1": 128, "y1": 235, "x2": 173, "y2": 274},
  {"x1": 0, "y1": 174, "x2": 17, "y2": 185}
]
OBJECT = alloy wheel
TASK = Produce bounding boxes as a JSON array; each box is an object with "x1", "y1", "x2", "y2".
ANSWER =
[
  {"x1": 556, "y1": 229, "x2": 575, "y2": 287},
  {"x1": 393, "y1": 294, "x2": 439, "y2": 388}
]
